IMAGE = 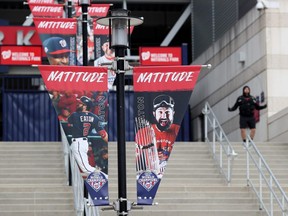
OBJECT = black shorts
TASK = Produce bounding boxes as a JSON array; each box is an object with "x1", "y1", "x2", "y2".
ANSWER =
[{"x1": 239, "y1": 116, "x2": 256, "y2": 129}]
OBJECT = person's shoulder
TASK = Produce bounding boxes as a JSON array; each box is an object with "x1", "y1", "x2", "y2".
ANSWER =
[
  {"x1": 94, "y1": 56, "x2": 104, "y2": 66},
  {"x1": 237, "y1": 95, "x2": 244, "y2": 99},
  {"x1": 171, "y1": 124, "x2": 180, "y2": 131}
]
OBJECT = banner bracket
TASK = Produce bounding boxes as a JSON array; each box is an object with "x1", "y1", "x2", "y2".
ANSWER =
[
  {"x1": 202, "y1": 64, "x2": 212, "y2": 69},
  {"x1": 111, "y1": 59, "x2": 133, "y2": 74}
]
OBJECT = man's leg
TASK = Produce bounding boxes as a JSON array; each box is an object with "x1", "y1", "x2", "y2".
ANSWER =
[
  {"x1": 241, "y1": 128, "x2": 246, "y2": 141},
  {"x1": 239, "y1": 116, "x2": 247, "y2": 142},
  {"x1": 250, "y1": 128, "x2": 256, "y2": 140}
]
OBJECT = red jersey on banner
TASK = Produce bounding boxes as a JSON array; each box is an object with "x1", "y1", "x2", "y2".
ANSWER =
[
  {"x1": 133, "y1": 65, "x2": 202, "y2": 205},
  {"x1": 38, "y1": 65, "x2": 109, "y2": 206}
]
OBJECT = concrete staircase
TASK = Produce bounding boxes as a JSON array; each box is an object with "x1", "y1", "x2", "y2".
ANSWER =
[
  {"x1": 0, "y1": 142, "x2": 76, "y2": 216},
  {"x1": 99, "y1": 141, "x2": 264, "y2": 216},
  {"x1": 229, "y1": 142, "x2": 288, "y2": 186},
  {"x1": 1, "y1": 141, "x2": 287, "y2": 216}
]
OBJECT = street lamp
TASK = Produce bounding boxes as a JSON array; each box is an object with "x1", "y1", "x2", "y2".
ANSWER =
[{"x1": 97, "y1": 9, "x2": 143, "y2": 216}]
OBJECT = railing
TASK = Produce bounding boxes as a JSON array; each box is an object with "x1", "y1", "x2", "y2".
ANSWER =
[
  {"x1": 202, "y1": 102, "x2": 237, "y2": 183},
  {"x1": 61, "y1": 130, "x2": 100, "y2": 216},
  {"x1": 244, "y1": 135, "x2": 288, "y2": 216}
]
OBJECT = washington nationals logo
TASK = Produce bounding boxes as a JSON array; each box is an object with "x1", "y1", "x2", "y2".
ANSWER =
[
  {"x1": 86, "y1": 172, "x2": 107, "y2": 192},
  {"x1": 137, "y1": 171, "x2": 159, "y2": 191}
]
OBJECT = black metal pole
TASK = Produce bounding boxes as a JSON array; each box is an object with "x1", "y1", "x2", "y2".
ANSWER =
[
  {"x1": 67, "y1": 0, "x2": 73, "y2": 187},
  {"x1": 115, "y1": 47, "x2": 128, "y2": 215},
  {"x1": 67, "y1": 0, "x2": 72, "y2": 18},
  {"x1": 80, "y1": 2, "x2": 89, "y2": 212},
  {"x1": 82, "y1": 3, "x2": 88, "y2": 66}
]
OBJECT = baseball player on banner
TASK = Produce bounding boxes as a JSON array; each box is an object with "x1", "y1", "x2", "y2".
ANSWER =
[{"x1": 68, "y1": 95, "x2": 108, "y2": 175}]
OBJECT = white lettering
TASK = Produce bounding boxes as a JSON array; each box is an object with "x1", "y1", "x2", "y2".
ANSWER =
[
  {"x1": 136, "y1": 71, "x2": 194, "y2": 83},
  {"x1": 47, "y1": 71, "x2": 105, "y2": 83},
  {"x1": 32, "y1": 6, "x2": 62, "y2": 13},
  {"x1": 37, "y1": 21, "x2": 76, "y2": 29}
]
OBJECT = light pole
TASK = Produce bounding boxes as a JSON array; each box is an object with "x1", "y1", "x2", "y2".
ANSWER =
[
  {"x1": 79, "y1": 0, "x2": 90, "y2": 66},
  {"x1": 97, "y1": 9, "x2": 143, "y2": 215}
]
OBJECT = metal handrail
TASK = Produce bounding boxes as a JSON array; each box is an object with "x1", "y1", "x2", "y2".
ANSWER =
[
  {"x1": 61, "y1": 129, "x2": 100, "y2": 216},
  {"x1": 244, "y1": 135, "x2": 288, "y2": 216},
  {"x1": 69, "y1": 146, "x2": 101, "y2": 216},
  {"x1": 202, "y1": 102, "x2": 237, "y2": 183}
]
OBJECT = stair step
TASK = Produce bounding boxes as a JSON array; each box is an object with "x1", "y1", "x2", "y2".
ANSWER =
[{"x1": 1, "y1": 140, "x2": 287, "y2": 216}]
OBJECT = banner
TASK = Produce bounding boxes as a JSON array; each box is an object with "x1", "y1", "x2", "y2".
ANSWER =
[
  {"x1": 33, "y1": 18, "x2": 77, "y2": 65},
  {"x1": 29, "y1": 4, "x2": 64, "y2": 17},
  {"x1": 133, "y1": 65, "x2": 202, "y2": 205},
  {"x1": 38, "y1": 65, "x2": 110, "y2": 206},
  {"x1": 74, "y1": 4, "x2": 110, "y2": 65},
  {"x1": 139, "y1": 47, "x2": 182, "y2": 66},
  {"x1": 0, "y1": 26, "x2": 41, "y2": 46},
  {"x1": 27, "y1": 0, "x2": 55, "y2": 4},
  {"x1": 75, "y1": 4, "x2": 110, "y2": 17},
  {"x1": 0, "y1": 46, "x2": 42, "y2": 65}
]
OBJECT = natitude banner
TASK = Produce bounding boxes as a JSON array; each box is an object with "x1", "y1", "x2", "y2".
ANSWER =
[
  {"x1": 75, "y1": 4, "x2": 110, "y2": 18},
  {"x1": 133, "y1": 65, "x2": 202, "y2": 205},
  {"x1": 76, "y1": 4, "x2": 110, "y2": 66},
  {"x1": 29, "y1": 3, "x2": 64, "y2": 17},
  {"x1": 38, "y1": 65, "x2": 110, "y2": 206},
  {"x1": 27, "y1": 0, "x2": 55, "y2": 4},
  {"x1": 33, "y1": 18, "x2": 77, "y2": 66}
]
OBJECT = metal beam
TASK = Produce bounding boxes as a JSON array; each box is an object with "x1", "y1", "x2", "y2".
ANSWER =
[{"x1": 161, "y1": 3, "x2": 191, "y2": 46}]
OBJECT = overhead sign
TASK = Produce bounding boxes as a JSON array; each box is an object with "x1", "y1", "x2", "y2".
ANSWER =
[
  {"x1": 139, "y1": 47, "x2": 182, "y2": 66},
  {"x1": 0, "y1": 26, "x2": 42, "y2": 46},
  {"x1": 0, "y1": 46, "x2": 42, "y2": 65}
]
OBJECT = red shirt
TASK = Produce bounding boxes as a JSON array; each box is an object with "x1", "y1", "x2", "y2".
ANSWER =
[{"x1": 151, "y1": 124, "x2": 180, "y2": 161}]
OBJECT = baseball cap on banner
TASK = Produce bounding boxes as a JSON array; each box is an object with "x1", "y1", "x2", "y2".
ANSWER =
[
  {"x1": 153, "y1": 94, "x2": 175, "y2": 110},
  {"x1": 43, "y1": 37, "x2": 71, "y2": 56}
]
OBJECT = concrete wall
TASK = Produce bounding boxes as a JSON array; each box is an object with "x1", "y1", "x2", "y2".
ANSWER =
[
  {"x1": 268, "y1": 106, "x2": 288, "y2": 142},
  {"x1": 190, "y1": 0, "x2": 288, "y2": 142}
]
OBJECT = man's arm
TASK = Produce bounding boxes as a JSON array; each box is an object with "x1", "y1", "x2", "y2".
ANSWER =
[
  {"x1": 255, "y1": 103, "x2": 267, "y2": 110},
  {"x1": 98, "y1": 130, "x2": 108, "y2": 143},
  {"x1": 228, "y1": 97, "x2": 240, "y2": 112}
]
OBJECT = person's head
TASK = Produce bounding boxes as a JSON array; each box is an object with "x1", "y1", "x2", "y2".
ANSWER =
[
  {"x1": 153, "y1": 94, "x2": 175, "y2": 131},
  {"x1": 61, "y1": 108, "x2": 70, "y2": 117},
  {"x1": 243, "y1": 85, "x2": 250, "y2": 96},
  {"x1": 77, "y1": 96, "x2": 92, "y2": 112},
  {"x1": 43, "y1": 37, "x2": 71, "y2": 65},
  {"x1": 101, "y1": 149, "x2": 108, "y2": 160},
  {"x1": 102, "y1": 41, "x2": 114, "y2": 58}
]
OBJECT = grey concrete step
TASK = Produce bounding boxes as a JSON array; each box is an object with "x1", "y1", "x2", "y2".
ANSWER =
[
  {"x1": 0, "y1": 141, "x2": 76, "y2": 216},
  {"x1": 99, "y1": 209, "x2": 265, "y2": 216},
  {"x1": 2, "y1": 140, "x2": 287, "y2": 216}
]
